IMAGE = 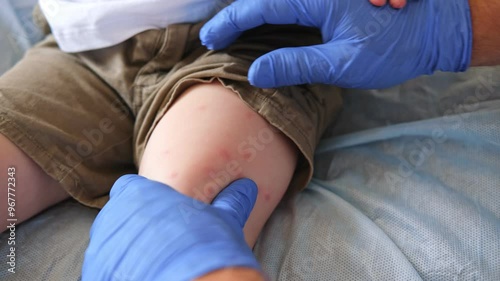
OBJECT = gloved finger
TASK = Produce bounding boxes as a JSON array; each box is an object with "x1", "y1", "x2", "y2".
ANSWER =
[
  {"x1": 369, "y1": 0, "x2": 387, "y2": 6},
  {"x1": 211, "y1": 178, "x2": 258, "y2": 228},
  {"x1": 248, "y1": 43, "x2": 355, "y2": 88},
  {"x1": 200, "y1": 0, "x2": 321, "y2": 50}
]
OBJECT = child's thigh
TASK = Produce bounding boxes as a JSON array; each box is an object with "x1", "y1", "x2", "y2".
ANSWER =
[{"x1": 139, "y1": 81, "x2": 298, "y2": 246}]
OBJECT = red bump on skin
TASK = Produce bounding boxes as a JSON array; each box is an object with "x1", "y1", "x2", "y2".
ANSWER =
[
  {"x1": 205, "y1": 186, "x2": 216, "y2": 198},
  {"x1": 170, "y1": 172, "x2": 178, "y2": 179},
  {"x1": 245, "y1": 112, "x2": 255, "y2": 120},
  {"x1": 203, "y1": 166, "x2": 213, "y2": 176},
  {"x1": 197, "y1": 105, "x2": 207, "y2": 111},
  {"x1": 263, "y1": 190, "x2": 271, "y2": 202},
  {"x1": 242, "y1": 152, "x2": 252, "y2": 161},
  {"x1": 219, "y1": 149, "x2": 231, "y2": 161},
  {"x1": 234, "y1": 170, "x2": 244, "y2": 178}
]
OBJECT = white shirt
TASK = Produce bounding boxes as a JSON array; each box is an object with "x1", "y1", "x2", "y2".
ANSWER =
[{"x1": 39, "y1": 0, "x2": 230, "y2": 52}]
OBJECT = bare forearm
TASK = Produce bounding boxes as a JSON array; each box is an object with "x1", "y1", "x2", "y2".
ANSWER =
[
  {"x1": 196, "y1": 267, "x2": 265, "y2": 281},
  {"x1": 469, "y1": 1, "x2": 500, "y2": 66}
]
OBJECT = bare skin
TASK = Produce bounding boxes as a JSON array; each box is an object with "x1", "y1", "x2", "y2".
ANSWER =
[
  {"x1": 0, "y1": 134, "x2": 69, "y2": 230},
  {"x1": 468, "y1": 1, "x2": 500, "y2": 66},
  {"x1": 370, "y1": 0, "x2": 407, "y2": 9},
  {"x1": 139, "y1": 81, "x2": 298, "y2": 246}
]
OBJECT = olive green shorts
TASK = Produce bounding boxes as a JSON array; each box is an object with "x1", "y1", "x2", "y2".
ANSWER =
[{"x1": 0, "y1": 22, "x2": 342, "y2": 208}]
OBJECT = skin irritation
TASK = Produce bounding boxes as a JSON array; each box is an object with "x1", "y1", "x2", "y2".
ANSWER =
[
  {"x1": 193, "y1": 117, "x2": 281, "y2": 204},
  {"x1": 152, "y1": 99, "x2": 282, "y2": 205},
  {"x1": 263, "y1": 189, "x2": 271, "y2": 202},
  {"x1": 245, "y1": 112, "x2": 255, "y2": 120},
  {"x1": 139, "y1": 81, "x2": 298, "y2": 246},
  {"x1": 182, "y1": 137, "x2": 279, "y2": 204},
  {"x1": 169, "y1": 171, "x2": 178, "y2": 179},
  {"x1": 218, "y1": 148, "x2": 232, "y2": 161},
  {"x1": 242, "y1": 152, "x2": 253, "y2": 161}
]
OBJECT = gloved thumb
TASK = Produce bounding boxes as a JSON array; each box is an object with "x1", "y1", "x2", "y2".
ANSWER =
[
  {"x1": 211, "y1": 178, "x2": 258, "y2": 228},
  {"x1": 248, "y1": 44, "x2": 352, "y2": 88}
]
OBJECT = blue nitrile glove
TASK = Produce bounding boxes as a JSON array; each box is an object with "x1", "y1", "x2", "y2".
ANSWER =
[
  {"x1": 82, "y1": 174, "x2": 261, "y2": 281},
  {"x1": 200, "y1": 0, "x2": 472, "y2": 89}
]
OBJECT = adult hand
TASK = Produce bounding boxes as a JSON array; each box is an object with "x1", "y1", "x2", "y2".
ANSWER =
[
  {"x1": 200, "y1": 0, "x2": 472, "y2": 89},
  {"x1": 82, "y1": 175, "x2": 261, "y2": 281}
]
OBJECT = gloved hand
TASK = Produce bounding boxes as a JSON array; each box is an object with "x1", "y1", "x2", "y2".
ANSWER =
[
  {"x1": 82, "y1": 175, "x2": 261, "y2": 281},
  {"x1": 200, "y1": 0, "x2": 472, "y2": 89}
]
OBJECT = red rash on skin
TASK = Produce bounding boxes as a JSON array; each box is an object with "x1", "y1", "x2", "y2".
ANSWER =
[
  {"x1": 263, "y1": 190, "x2": 271, "y2": 202},
  {"x1": 201, "y1": 166, "x2": 216, "y2": 182},
  {"x1": 203, "y1": 166, "x2": 213, "y2": 176},
  {"x1": 219, "y1": 149, "x2": 231, "y2": 161},
  {"x1": 205, "y1": 186, "x2": 216, "y2": 198},
  {"x1": 242, "y1": 152, "x2": 253, "y2": 161},
  {"x1": 245, "y1": 112, "x2": 254, "y2": 120},
  {"x1": 170, "y1": 171, "x2": 178, "y2": 179},
  {"x1": 197, "y1": 105, "x2": 207, "y2": 111}
]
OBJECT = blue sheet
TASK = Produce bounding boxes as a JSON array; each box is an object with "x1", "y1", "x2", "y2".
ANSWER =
[{"x1": 255, "y1": 68, "x2": 500, "y2": 280}]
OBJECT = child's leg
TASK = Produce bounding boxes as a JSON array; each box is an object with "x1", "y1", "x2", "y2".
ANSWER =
[
  {"x1": 139, "y1": 81, "x2": 298, "y2": 246},
  {"x1": 0, "y1": 134, "x2": 69, "y2": 230}
]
